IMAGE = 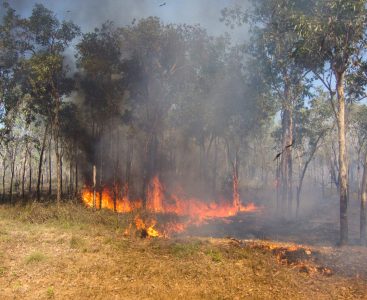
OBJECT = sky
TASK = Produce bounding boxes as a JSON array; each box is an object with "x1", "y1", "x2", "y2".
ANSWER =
[{"x1": 4, "y1": 0, "x2": 249, "y2": 41}]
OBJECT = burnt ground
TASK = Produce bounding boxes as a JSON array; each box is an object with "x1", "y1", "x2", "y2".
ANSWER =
[
  {"x1": 0, "y1": 202, "x2": 366, "y2": 299},
  {"x1": 187, "y1": 196, "x2": 367, "y2": 280}
]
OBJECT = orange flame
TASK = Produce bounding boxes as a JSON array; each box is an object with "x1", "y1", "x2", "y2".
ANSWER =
[
  {"x1": 81, "y1": 187, "x2": 142, "y2": 213},
  {"x1": 82, "y1": 175, "x2": 259, "y2": 236},
  {"x1": 134, "y1": 216, "x2": 160, "y2": 238},
  {"x1": 146, "y1": 176, "x2": 164, "y2": 213}
]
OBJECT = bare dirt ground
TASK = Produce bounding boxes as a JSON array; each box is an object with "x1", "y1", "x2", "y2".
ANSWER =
[{"x1": 0, "y1": 202, "x2": 366, "y2": 299}]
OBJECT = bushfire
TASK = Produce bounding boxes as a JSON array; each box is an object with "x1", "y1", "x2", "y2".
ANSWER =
[{"x1": 82, "y1": 176, "x2": 259, "y2": 237}]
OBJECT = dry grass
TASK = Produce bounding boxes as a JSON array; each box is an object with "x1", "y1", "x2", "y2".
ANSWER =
[
  {"x1": 25, "y1": 252, "x2": 47, "y2": 264},
  {"x1": 0, "y1": 202, "x2": 366, "y2": 299}
]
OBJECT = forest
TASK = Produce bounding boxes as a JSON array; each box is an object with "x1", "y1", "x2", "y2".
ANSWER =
[{"x1": 1, "y1": 0, "x2": 367, "y2": 298}]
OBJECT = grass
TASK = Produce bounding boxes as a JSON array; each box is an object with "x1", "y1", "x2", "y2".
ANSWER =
[
  {"x1": 25, "y1": 251, "x2": 46, "y2": 264},
  {"x1": 169, "y1": 240, "x2": 202, "y2": 258},
  {"x1": 205, "y1": 248, "x2": 223, "y2": 262},
  {"x1": 70, "y1": 235, "x2": 84, "y2": 249},
  {"x1": 0, "y1": 202, "x2": 366, "y2": 299},
  {"x1": 0, "y1": 201, "x2": 126, "y2": 230},
  {"x1": 46, "y1": 286, "x2": 55, "y2": 299}
]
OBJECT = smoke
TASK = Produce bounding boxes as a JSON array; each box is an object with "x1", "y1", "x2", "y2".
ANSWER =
[
  {"x1": 2, "y1": 1, "x2": 358, "y2": 248},
  {"x1": 5, "y1": 0, "x2": 249, "y2": 40}
]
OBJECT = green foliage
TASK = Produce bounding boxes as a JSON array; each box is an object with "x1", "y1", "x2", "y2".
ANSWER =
[{"x1": 293, "y1": 0, "x2": 367, "y2": 71}]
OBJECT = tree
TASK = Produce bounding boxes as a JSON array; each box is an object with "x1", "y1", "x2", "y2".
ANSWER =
[
  {"x1": 222, "y1": 0, "x2": 311, "y2": 217},
  {"x1": 119, "y1": 18, "x2": 199, "y2": 204},
  {"x1": 294, "y1": 91, "x2": 333, "y2": 217},
  {"x1": 22, "y1": 4, "x2": 80, "y2": 205},
  {"x1": 293, "y1": 0, "x2": 367, "y2": 245},
  {"x1": 349, "y1": 105, "x2": 367, "y2": 245}
]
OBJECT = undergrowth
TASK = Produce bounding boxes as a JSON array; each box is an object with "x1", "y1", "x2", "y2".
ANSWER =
[{"x1": 0, "y1": 201, "x2": 128, "y2": 230}]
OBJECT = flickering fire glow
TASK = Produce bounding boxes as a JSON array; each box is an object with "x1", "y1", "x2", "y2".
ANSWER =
[{"x1": 82, "y1": 176, "x2": 259, "y2": 237}]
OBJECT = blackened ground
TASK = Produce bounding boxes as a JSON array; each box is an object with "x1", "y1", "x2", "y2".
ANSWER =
[{"x1": 186, "y1": 197, "x2": 367, "y2": 279}]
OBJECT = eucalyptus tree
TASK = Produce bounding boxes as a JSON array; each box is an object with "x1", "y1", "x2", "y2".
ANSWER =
[
  {"x1": 222, "y1": 0, "x2": 311, "y2": 216},
  {"x1": 292, "y1": 0, "x2": 367, "y2": 245},
  {"x1": 20, "y1": 4, "x2": 80, "y2": 205},
  {"x1": 170, "y1": 31, "x2": 235, "y2": 191},
  {"x1": 119, "y1": 18, "x2": 202, "y2": 204},
  {"x1": 294, "y1": 92, "x2": 333, "y2": 217},
  {"x1": 0, "y1": 3, "x2": 21, "y2": 111},
  {"x1": 76, "y1": 21, "x2": 128, "y2": 208},
  {"x1": 349, "y1": 105, "x2": 367, "y2": 245}
]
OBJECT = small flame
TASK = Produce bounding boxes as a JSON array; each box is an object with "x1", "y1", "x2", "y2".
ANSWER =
[
  {"x1": 134, "y1": 216, "x2": 160, "y2": 238},
  {"x1": 146, "y1": 176, "x2": 164, "y2": 213}
]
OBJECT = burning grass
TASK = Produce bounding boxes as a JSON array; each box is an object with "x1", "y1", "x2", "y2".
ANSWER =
[
  {"x1": 82, "y1": 176, "x2": 260, "y2": 237},
  {"x1": 0, "y1": 202, "x2": 366, "y2": 299}
]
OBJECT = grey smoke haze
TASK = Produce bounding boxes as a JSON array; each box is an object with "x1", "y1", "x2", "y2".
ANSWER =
[{"x1": 4, "y1": 0, "x2": 249, "y2": 40}]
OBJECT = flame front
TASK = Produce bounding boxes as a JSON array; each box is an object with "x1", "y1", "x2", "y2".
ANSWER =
[
  {"x1": 82, "y1": 176, "x2": 259, "y2": 237},
  {"x1": 81, "y1": 188, "x2": 142, "y2": 213}
]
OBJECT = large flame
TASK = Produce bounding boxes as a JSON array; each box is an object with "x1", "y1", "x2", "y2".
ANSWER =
[{"x1": 82, "y1": 175, "x2": 259, "y2": 237}]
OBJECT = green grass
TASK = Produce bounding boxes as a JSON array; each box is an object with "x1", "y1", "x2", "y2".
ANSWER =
[
  {"x1": 46, "y1": 286, "x2": 55, "y2": 298},
  {"x1": 169, "y1": 241, "x2": 202, "y2": 258},
  {"x1": 205, "y1": 248, "x2": 223, "y2": 262},
  {"x1": 25, "y1": 251, "x2": 46, "y2": 264}
]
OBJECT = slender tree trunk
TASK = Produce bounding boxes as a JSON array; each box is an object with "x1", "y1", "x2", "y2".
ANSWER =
[
  {"x1": 296, "y1": 134, "x2": 323, "y2": 217},
  {"x1": 93, "y1": 165, "x2": 96, "y2": 209},
  {"x1": 321, "y1": 162, "x2": 325, "y2": 200},
  {"x1": 75, "y1": 157, "x2": 78, "y2": 198},
  {"x1": 357, "y1": 150, "x2": 361, "y2": 203},
  {"x1": 125, "y1": 137, "x2": 133, "y2": 195},
  {"x1": 48, "y1": 138, "x2": 52, "y2": 195},
  {"x1": 2, "y1": 160, "x2": 7, "y2": 203},
  {"x1": 28, "y1": 149, "x2": 32, "y2": 194},
  {"x1": 99, "y1": 138, "x2": 104, "y2": 209},
  {"x1": 143, "y1": 134, "x2": 158, "y2": 206},
  {"x1": 281, "y1": 105, "x2": 292, "y2": 217},
  {"x1": 288, "y1": 111, "x2": 293, "y2": 215},
  {"x1": 55, "y1": 143, "x2": 61, "y2": 206},
  {"x1": 60, "y1": 155, "x2": 63, "y2": 197},
  {"x1": 360, "y1": 150, "x2": 367, "y2": 246},
  {"x1": 232, "y1": 151, "x2": 240, "y2": 211},
  {"x1": 53, "y1": 95, "x2": 62, "y2": 207},
  {"x1": 276, "y1": 157, "x2": 280, "y2": 212},
  {"x1": 212, "y1": 138, "x2": 218, "y2": 194},
  {"x1": 297, "y1": 159, "x2": 312, "y2": 218},
  {"x1": 69, "y1": 159, "x2": 73, "y2": 197},
  {"x1": 9, "y1": 155, "x2": 16, "y2": 203},
  {"x1": 37, "y1": 124, "x2": 49, "y2": 201},
  {"x1": 22, "y1": 146, "x2": 28, "y2": 200},
  {"x1": 336, "y1": 71, "x2": 348, "y2": 245}
]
